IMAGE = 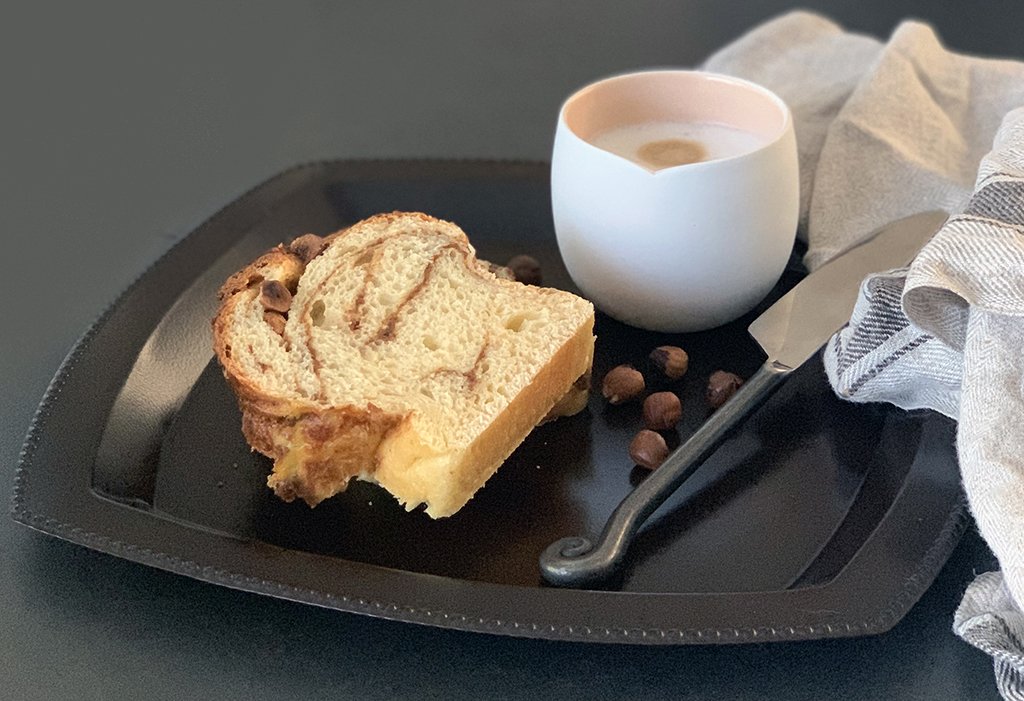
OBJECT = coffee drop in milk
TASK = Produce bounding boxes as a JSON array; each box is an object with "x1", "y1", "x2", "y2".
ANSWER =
[{"x1": 590, "y1": 121, "x2": 768, "y2": 171}]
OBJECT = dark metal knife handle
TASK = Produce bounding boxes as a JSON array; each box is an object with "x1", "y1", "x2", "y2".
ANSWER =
[{"x1": 539, "y1": 360, "x2": 792, "y2": 587}]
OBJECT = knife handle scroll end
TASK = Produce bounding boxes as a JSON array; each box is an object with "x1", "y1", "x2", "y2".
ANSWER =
[{"x1": 539, "y1": 532, "x2": 631, "y2": 588}]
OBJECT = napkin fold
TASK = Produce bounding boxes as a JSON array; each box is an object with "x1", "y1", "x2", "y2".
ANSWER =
[{"x1": 705, "y1": 12, "x2": 1024, "y2": 698}]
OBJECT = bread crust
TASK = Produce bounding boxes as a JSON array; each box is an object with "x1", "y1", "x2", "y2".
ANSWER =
[
  {"x1": 212, "y1": 222, "x2": 407, "y2": 505},
  {"x1": 212, "y1": 212, "x2": 594, "y2": 516}
]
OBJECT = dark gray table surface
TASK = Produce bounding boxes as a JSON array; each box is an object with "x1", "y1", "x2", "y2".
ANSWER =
[{"x1": 4, "y1": 2, "x2": 1019, "y2": 699}]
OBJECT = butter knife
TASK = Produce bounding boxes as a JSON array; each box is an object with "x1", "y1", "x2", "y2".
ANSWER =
[{"x1": 539, "y1": 210, "x2": 949, "y2": 587}]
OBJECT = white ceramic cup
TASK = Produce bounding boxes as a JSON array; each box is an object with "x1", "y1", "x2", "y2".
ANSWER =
[{"x1": 552, "y1": 70, "x2": 799, "y2": 332}]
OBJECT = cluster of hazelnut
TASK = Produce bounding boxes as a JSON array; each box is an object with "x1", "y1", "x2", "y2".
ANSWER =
[{"x1": 601, "y1": 347, "x2": 743, "y2": 471}]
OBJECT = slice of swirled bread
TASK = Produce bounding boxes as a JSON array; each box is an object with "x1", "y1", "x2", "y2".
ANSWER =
[{"x1": 213, "y1": 212, "x2": 594, "y2": 518}]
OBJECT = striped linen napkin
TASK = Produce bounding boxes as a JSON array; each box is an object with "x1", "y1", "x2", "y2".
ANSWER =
[{"x1": 705, "y1": 12, "x2": 1024, "y2": 698}]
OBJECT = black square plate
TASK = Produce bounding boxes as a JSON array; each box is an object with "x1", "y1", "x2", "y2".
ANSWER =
[{"x1": 12, "y1": 160, "x2": 966, "y2": 643}]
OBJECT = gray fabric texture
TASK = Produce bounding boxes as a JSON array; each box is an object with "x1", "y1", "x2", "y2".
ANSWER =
[{"x1": 706, "y1": 12, "x2": 1024, "y2": 698}]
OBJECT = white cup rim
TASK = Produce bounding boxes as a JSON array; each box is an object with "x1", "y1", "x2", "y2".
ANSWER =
[{"x1": 557, "y1": 69, "x2": 793, "y2": 175}]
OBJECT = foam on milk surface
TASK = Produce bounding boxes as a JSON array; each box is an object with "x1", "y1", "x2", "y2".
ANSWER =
[{"x1": 590, "y1": 121, "x2": 768, "y2": 170}]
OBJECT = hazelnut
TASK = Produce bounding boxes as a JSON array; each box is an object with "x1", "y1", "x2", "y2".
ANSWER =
[
  {"x1": 602, "y1": 365, "x2": 645, "y2": 405},
  {"x1": 649, "y1": 345, "x2": 689, "y2": 380},
  {"x1": 507, "y1": 254, "x2": 542, "y2": 286},
  {"x1": 642, "y1": 392, "x2": 682, "y2": 430},
  {"x1": 260, "y1": 280, "x2": 292, "y2": 313},
  {"x1": 629, "y1": 430, "x2": 669, "y2": 470},
  {"x1": 288, "y1": 233, "x2": 328, "y2": 264},
  {"x1": 263, "y1": 311, "x2": 287, "y2": 336},
  {"x1": 706, "y1": 370, "x2": 743, "y2": 409}
]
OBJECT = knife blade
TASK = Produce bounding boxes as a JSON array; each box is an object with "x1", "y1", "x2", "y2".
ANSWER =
[
  {"x1": 749, "y1": 210, "x2": 949, "y2": 370},
  {"x1": 540, "y1": 210, "x2": 948, "y2": 587}
]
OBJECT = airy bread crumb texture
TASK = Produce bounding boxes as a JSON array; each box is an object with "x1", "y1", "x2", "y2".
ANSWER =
[{"x1": 214, "y1": 212, "x2": 595, "y2": 517}]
